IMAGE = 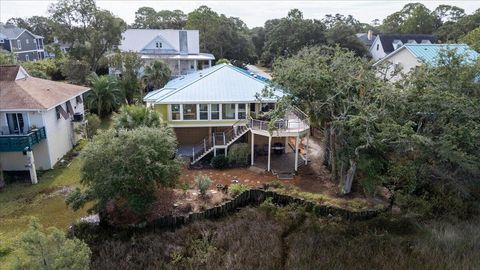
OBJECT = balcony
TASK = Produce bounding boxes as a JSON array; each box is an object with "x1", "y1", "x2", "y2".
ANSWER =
[
  {"x1": 0, "y1": 127, "x2": 47, "y2": 152},
  {"x1": 248, "y1": 106, "x2": 310, "y2": 137}
]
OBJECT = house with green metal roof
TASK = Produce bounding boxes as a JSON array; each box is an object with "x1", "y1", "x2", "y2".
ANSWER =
[
  {"x1": 144, "y1": 64, "x2": 310, "y2": 176},
  {"x1": 373, "y1": 44, "x2": 479, "y2": 81}
]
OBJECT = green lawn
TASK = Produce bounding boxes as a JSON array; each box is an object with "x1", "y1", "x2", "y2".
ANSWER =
[
  {"x1": 0, "y1": 155, "x2": 89, "y2": 267},
  {"x1": 0, "y1": 115, "x2": 114, "y2": 268}
]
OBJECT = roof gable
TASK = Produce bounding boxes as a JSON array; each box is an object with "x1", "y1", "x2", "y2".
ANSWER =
[
  {"x1": 141, "y1": 34, "x2": 178, "y2": 54},
  {"x1": 119, "y1": 29, "x2": 200, "y2": 54},
  {"x1": 144, "y1": 64, "x2": 280, "y2": 103},
  {"x1": 0, "y1": 65, "x2": 89, "y2": 111}
]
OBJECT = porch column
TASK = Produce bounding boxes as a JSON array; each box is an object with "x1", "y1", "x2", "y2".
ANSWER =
[
  {"x1": 208, "y1": 59, "x2": 212, "y2": 67},
  {"x1": 305, "y1": 134, "x2": 309, "y2": 165},
  {"x1": 177, "y1": 59, "x2": 181, "y2": 75},
  {"x1": 267, "y1": 135, "x2": 272, "y2": 171},
  {"x1": 194, "y1": 60, "x2": 198, "y2": 71},
  {"x1": 294, "y1": 135, "x2": 299, "y2": 171},
  {"x1": 214, "y1": 148, "x2": 217, "y2": 157},
  {"x1": 225, "y1": 147, "x2": 228, "y2": 157},
  {"x1": 251, "y1": 132, "x2": 254, "y2": 165}
]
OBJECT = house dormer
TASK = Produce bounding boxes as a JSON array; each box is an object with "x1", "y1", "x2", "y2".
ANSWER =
[
  {"x1": 392, "y1": 40, "x2": 403, "y2": 50},
  {"x1": 421, "y1": 40, "x2": 431, "y2": 44},
  {"x1": 407, "y1": 39, "x2": 417, "y2": 44},
  {"x1": 143, "y1": 35, "x2": 177, "y2": 53}
]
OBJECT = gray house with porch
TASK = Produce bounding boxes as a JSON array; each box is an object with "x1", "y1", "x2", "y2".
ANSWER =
[{"x1": 0, "y1": 24, "x2": 45, "y2": 61}]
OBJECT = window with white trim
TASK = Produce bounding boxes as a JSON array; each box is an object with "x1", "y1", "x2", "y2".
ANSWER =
[
  {"x1": 183, "y1": 104, "x2": 197, "y2": 120},
  {"x1": 199, "y1": 104, "x2": 208, "y2": 120},
  {"x1": 26, "y1": 39, "x2": 29, "y2": 44},
  {"x1": 171, "y1": 104, "x2": 181, "y2": 120},
  {"x1": 155, "y1": 42, "x2": 162, "y2": 48},
  {"x1": 17, "y1": 39, "x2": 21, "y2": 49},
  {"x1": 222, "y1": 104, "x2": 236, "y2": 120},
  {"x1": 25, "y1": 54, "x2": 29, "y2": 61},
  {"x1": 211, "y1": 104, "x2": 220, "y2": 120},
  {"x1": 238, "y1": 104, "x2": 246, "y2": 119}
]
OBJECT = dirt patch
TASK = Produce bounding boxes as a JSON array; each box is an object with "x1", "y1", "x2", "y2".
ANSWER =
[
  {"x1": 178, "y1": 166, "x2": 280, "y2": 189},
  {"x1": 170, "y1": 189, "x2": 232, "y2": 214}
]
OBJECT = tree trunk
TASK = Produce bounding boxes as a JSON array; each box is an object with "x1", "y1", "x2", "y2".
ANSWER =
[
  {"x1": 341, "y1": 159, "x2": 357, "y2": 194},
  {"x1": 323, "y1": 124, "x2": 330, "y2": 167},
  {"x1": 329, "y1": 125, "x2": 337, "y2": 181}
]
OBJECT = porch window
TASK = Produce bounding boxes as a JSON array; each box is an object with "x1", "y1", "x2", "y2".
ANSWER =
[
  {"x1": 171, "y1": 104, "x2": 181, "y2": 120},
  {"x1": 238, "y1": 104, "x2": 246, "y2": 119},
  {"x1": 222, "y1": 104, "x2": 236, "y2": 120},
  {"x1": 183, "y1": 104, "x2": 197, "y2": 120},
  {"x1": 199, "y1": 104, "x2": 208, "y2": 120},
  {"x1": 17, "y1": 40, "x2": 21, "y2": 50},
  {"x1": 211, "y1": 104, "x2": 220, "y2": 120}
]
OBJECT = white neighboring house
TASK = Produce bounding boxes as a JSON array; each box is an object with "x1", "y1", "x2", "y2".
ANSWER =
[
  {"x1": 373, "y1": 44, "x2": 480, "y2": 81},
  {"x1": 369, "y1": 34, "x2": 437, "y2": 61},
  {"x1": 0, "y1": 65, "x2": 89, "y2": 173},
  {"x1": 118, "y1": 29, "x2": 215, "y2": 76}
]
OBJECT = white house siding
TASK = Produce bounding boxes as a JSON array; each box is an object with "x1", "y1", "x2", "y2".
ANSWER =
[
  {"x1": 43, "y1": 97, "x2": 84, "y2": 168},
  {"x1": 369, "y1": 36, "x2": 387, "y2": 61},
  {"x1": 0, "y1": 140, "x2": 50, "y2": 171},
  {"x1": 379, "y1": 49, "x2": 421, "y2": 81}
]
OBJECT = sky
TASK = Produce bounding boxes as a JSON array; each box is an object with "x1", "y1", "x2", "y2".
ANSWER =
[{"x1": 0, "y1": 0, "x2": 479, "y2": 28}]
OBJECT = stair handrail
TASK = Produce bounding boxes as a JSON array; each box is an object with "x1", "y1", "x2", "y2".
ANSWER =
[{"x1": 191, "y1": 119, "x2": 248, "y2": 162}]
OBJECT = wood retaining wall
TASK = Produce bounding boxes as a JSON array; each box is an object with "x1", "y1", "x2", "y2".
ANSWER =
[{"x1": 73, "y1": 189, "x2": 386, "y2": 236}]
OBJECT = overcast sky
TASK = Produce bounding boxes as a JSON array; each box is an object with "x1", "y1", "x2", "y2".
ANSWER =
[{"x1": 1, "y1": 1, "x2": 479, "y2": 28}]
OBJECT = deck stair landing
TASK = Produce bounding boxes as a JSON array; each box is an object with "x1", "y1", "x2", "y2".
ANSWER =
[{"x1": 191, "y1": 122, "x2": 249, "y2": 165}]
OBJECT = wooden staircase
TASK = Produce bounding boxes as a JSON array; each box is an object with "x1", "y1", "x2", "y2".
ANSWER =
[{"x1": 190, "y1": 123, "x2": 250, "y2": 165}]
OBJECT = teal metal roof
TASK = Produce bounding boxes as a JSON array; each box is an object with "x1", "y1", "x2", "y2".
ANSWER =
[
  {"x1": 144, "y1": 64, "x2": 282, "y2": 103},
  {"x1": 404, "y1": 44, "x2": 479, "y2": 66}
]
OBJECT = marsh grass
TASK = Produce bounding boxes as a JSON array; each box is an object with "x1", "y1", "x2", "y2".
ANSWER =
[{"x1": 86, "y1": 204, "x2": 480, "y2": 270}]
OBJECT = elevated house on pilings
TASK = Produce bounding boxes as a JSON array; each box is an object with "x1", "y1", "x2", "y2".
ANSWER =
[
  {"x1": 0, "y1": 65, "x2": 89, "y2": 184},
  {"x1": 144, "y1": 64, "x2": 310, "y2": 177}
]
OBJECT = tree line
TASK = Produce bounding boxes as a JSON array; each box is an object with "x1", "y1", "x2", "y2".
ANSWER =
[
  {"x1": 271, "y1": 46, "x2": 480, "y2": 217},
  {"x1": 5, "y1": 2, "x2": 480, "y2": 67}
]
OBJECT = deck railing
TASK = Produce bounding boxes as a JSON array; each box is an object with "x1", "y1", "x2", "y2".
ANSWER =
[
  {"x1": 248, "y1": 107, "x2": 309, "y2": 132},
  {"x1": 0, "y1": 127, "x2": 47, "y2": 152}
]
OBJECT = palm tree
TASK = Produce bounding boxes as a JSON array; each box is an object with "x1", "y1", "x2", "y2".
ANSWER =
[
  {"x1": 143, "y1": 60, "x2": 171, "y2": 92},
  {"x1": 85, "y1": 73, "x2": 124, "y2": 118}
]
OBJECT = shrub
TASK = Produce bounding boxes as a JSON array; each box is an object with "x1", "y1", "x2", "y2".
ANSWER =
[
  {"x1": 228, "y1": 143, "x2": 250, "y2": 166},
  {"x1": 195, "y1": 175, "x2": 212, "y2": 196},
  {"x1": 216, "y1": 58, "x2": 230, "y2": 64},
  {"x1": 12, "y1": 219, "x2": 91, "y2": 270},
  {"x1": 66, "y1": 127, "x2": 182, "y2": 218},
  {"x1": 22, "y1": 57, "x2": 65, "y2": 80},
  {"x1": 229, "y1": 183, "x2": 249, "y2": 197},
  {"x1": 180, "y1": 182, "x2": 190, "y2": 195},
  {"x1": 210, "y1": 155, "x2": 229, "y2": 169},
  {"x1": 113, "y1": 105, "x2": 163, "y2": 130},
  {"x1": 28, "y1": 69, "x2": 49, "y2": 79},
  {"x1": 85, "y1": 113, "x2": 101, "y2": 139},
  {"x1": 62, "y1": 59, "x2": 91, "y2": 84}
]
